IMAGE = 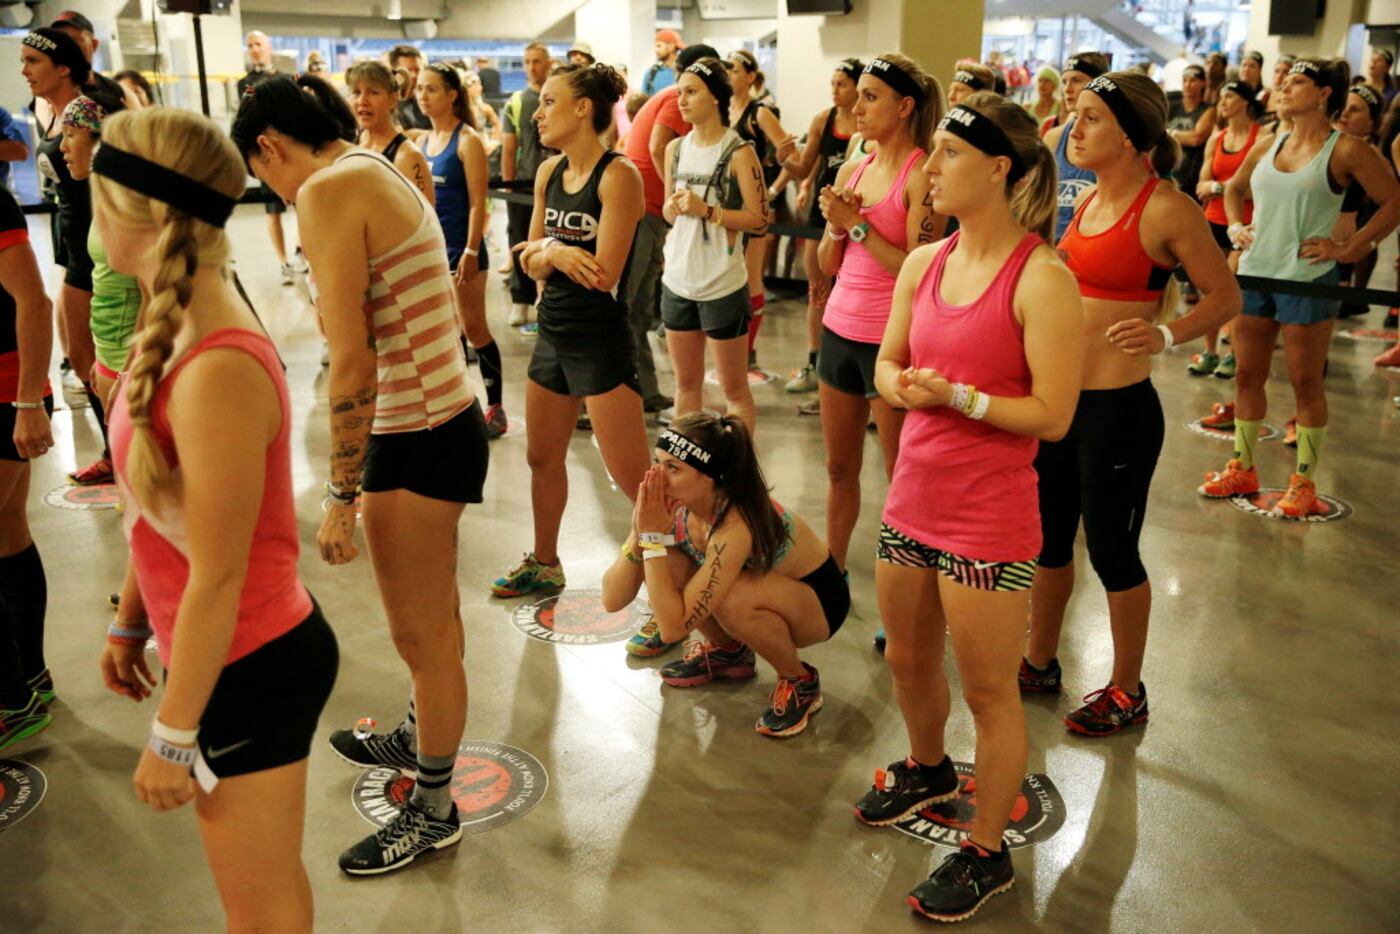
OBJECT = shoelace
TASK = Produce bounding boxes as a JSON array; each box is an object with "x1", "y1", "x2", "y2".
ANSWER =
[
  {"x1": 1079, "y1": 686, "x2": 1126, "y2": 715},
  {"x1": 930, "y1": 851, "x2": 984, "y2": 890},
  {"x1": 769, "y1": 678, "x2": 797, "y2": 716},
  {"x1": 376, "y1": 802, "x2": 431, "y2": 848}
]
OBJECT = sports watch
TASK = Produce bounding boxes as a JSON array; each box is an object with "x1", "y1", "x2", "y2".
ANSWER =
[{"x1": 848, "y1": 222, "x2": 870, "y2": 243}]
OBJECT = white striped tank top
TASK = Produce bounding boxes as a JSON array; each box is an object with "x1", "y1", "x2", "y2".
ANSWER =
[{"x1": 337, "y1": 150, "x2": 473, "y2": 434}]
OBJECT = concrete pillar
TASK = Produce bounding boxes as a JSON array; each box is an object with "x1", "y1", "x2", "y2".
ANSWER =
[{"x1": 573, "y1": 0, "x2": 653, "y2": 85}]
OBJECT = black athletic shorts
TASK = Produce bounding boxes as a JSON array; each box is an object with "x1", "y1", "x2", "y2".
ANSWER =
[
  {"x1": 362, "y1": 402, "x2": 490, "y2": 504},
  {"x1": 660, "y1": 284, "x2": 750, "y2": 340},
  {"x1": 0, "y1": 396, "x2": 55, "y2": 462},
  {"x1": 799, "y1": 553, "x2": 850, "y2": 638},
  {"x1": 528, "y1": 325, "x2": 640, "y2": 398},
  {"x1": 448, "y1": 246, "x2": 490, "y2": 275},
  {"x1": 817, "y1": 326, "x2": 879, "y2": 399},
  {"x1": 197, "y1": 602, "x2": 338, "y2": 780},
  {"x1": 56, "y1": 210, "x2": 94, "y2": 292}
]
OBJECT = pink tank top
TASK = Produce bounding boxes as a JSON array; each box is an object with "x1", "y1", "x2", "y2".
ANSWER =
[
  {"x1": 109, "y1": 328, "x2": 312, "y2": 668},
  {"x1": 883, "y1": 232, "x2": 1043, "y2": 562},
  {"x1": 823, "y1": 147, "x2": 925, "y2": 345}
]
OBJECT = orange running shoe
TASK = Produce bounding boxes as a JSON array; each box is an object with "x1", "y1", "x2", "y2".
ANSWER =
[
  {"x1": 1200, "y1": 401, "x2": 1235, "y2": 430},
  {"x1": 1283, "y1": 417, "x2": 1298, "y2": 448},
  {"x1": 1198, "y1": 459, "x2": 1260, "y2": 497},
  {"x1": 1272, "y1": 473, "x2": 1321, "y2": 518}
]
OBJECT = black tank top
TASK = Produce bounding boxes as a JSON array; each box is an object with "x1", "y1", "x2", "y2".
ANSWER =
[
  {"x1": 735, "y1": 101, "x2": 771, "y2": 166},
  {"x1": 382, "y1": 133, "x2": 408, "y2": 162},
  {"x1": 814, "y1": 108, "x2": 850, "y2": 190},
  {"x1": 35, "y1": 119, "x2": 89, "y2": 224},
  {"x1": 539, "y1": 150, "x2": 634, "y2": 337}
]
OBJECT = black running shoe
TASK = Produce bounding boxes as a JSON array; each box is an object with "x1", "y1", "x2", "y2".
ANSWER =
[
  {"x1": 854, "y1": 755, "x2": 959, "y2": 826},
  {"x1": 754, "y1": 664, "x2": 822, "y2": 738},
  {"x1": 26, "y1": 669, "x2": 54, "y2": 705},
  {"x1": 1065, "y1": 682, "x2": 1149, "y2": 737},
  {"x1": 908, "y1": 842, "x2": 1014, "y2": 923},
  {"x1": 339, "y1": 800, "x2": 462, "y2": 875},
  {"x1": 329, "y1": 727, "x2": 418, "y2": 774},
  {"x1": 1017, "y1": 657, "x2": 1062, "y2": 694}
]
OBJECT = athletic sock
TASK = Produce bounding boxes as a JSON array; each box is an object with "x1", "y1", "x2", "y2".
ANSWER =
[
  {"x1": 476, "y1": 340, "x2": 504, "y2": 408},
  {"x1": 394, "y1": 697, "x2": 418, "y2": 754},
  {"x1": 84, "y1": 384, "x2": 110, "y2": 456},
  {"x1": 0, "y1": 544, "x2": 47, "y2": 682},
  {"x1": 410, "y1": 751, "x2": 457, "y2": 820},
  {"x1": 1295, "y1": 424, "x2": 1326, "y2": 478},
  {"x1": 1233, "y1": 418, "x2": 1261, "y2": 470},
  {"x1": 747, "y1": 295, "x2": 765, "y2": 355}
]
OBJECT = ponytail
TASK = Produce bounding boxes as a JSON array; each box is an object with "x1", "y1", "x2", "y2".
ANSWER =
[
  {"x1": 1150, "y1": 132, "x2": 1181, "y2": 179},
  {"x1": 963, "y1": 91, "x2": 1058, "y2": 243},
  {"x1": 231, "y1": 73, "x2": 349, "y2": 167},
  {"x1": 296, "y1": 73, "x2": 357, "y2": 142}
]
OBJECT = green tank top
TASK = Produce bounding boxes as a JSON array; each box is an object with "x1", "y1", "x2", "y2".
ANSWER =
[
  {"x1": 88, "y1": 223, "x2": 142, "y2": 371},
  {"x1": 1238, "y1": 130, "x2": 1345, "y2": 283}
]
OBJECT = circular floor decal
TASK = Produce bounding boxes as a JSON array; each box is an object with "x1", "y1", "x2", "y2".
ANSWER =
[
  {"x1": 1338, "y1": 327, "x2": 1397, "y2": 343},
  {"x1": 893, "y1": 763, "x2": 1066, "y2": 850},
  {"x1": 511, "y1": 589, "x2": 650, "y2": 645},
  {"x1": 44, "y1": 483, "x2": 118, "y2": 511},
  {"x1": 351, "y1": 740, "x2": 546, "y2": 834},
  {"x1": 1228, "y1": 488, "x2": 1353, "y2": 523},
  {"x1": 0, "y1": 760, "x2": 47, "y2": 831},
  {"x1": 1185, "y1": 419, "x2": 1281, "y2": 442},
  {"x1": 705, "y1": 367, "x2": 773, "y2": 386}
]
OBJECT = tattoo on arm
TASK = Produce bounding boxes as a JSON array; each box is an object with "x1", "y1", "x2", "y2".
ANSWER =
[
  {"x1": 683, "y1": 543, "x2": 726, "y2": 633},
  {"x1": 917, "y1": 191, "x2": 938, "y2": 245},
  {"x1": 328, "y1": 387, "x2": 376, "y2": 489}
]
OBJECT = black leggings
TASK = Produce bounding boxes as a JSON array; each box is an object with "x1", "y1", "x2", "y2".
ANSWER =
[{"x1": 1035, "y1": 379, "x2": 1164, "y2": 592}]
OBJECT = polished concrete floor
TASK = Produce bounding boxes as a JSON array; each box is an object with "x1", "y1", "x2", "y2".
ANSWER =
[{"x1": 2, "y1": 203, "x2": 1397, "y2": 932}]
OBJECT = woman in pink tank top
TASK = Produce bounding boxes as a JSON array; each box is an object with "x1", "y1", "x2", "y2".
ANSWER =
[
  {"x1": 858, "y1": 96, "x2": 1083, "y2": 923},
  {"x1": 812, "y1": 53, "x2": 945, "y2": 571},
  {"x1": 94, "y1": 108, "x2": 338, "y2": 931}
]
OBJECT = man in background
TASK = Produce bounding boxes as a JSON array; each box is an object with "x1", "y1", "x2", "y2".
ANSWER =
[
  {"x1": 388, "y1": 45, "x2": 431, "y2": 131},
  {"x1": 475, "y1": 55, "x2": 501, "y2": 97},
  {"x1": 238, "y1": 30, "x2": 302, "y2": 283},
  {"x1": 501, "y1": 42, "x2": 553, "y2": 327},
  {"x1": 642, "y1": 29, "x2": 682, "y2": 95}
]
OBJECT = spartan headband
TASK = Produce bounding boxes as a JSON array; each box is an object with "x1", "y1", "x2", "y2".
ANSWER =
[
  {"x1": 656, "y1": 428, "x2": 725, "y2": 480},
  {"x1": 837, "y1": 59, "x2": 863, "y2": 82},
  {"x1": 1352, "y1": 83, "x2": 1382, "y2": 117},
  {"x1": 685, "y1": 60, "x2": 730, "y2": 105},
  {"x1": 939, "y1": 106, "x2": 1026, "y2": 182},
  {"x1": 92, "y1": 144, "x2": 237, "y2": 229},
  {"x1": 1064, "y1": 55, "x2": 1105, "y2": 79},
  {"x1": 953, "y1": 70, "x2": 987, "y2": 91},
  {"x1": 1083, "y1": 75, "x2": 1156, "y2": 152},
  {"x1": 1289, "y1": 60, "x2": 1323, "y2": 82},
  {"x1": 1220, "y1": 80, "x2": 1250, "y2": 99},
  {"x1": 22, "y1": 32, "x2": 57, "y2": 52},
  {"x1": 864, "y1": 58, "x2": 925, "y2": 106}
]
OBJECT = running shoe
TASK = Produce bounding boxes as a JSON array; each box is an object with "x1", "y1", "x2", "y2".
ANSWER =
[
  {"x1": 642, "y1": 393, "x2": 674, "y2": 414},
  {"x1": 625, "y1": 618, "x2": 683, "y2": 658},
  {"x1": 61, "y1": 366, "x2": 85, "y2": 396},
  {"x1": 508, "y1": 303, "x2": 529, "y2": 326},
  {"x1": 1017, "y1": 657, "x2": 1062, "y2": 694},
  {"x1": 1198, "y1": 459, "x2": 1260, "y2": 498},
  {"x1": 290, "y1": 248, "x2": 309, "y2": 274},
  {"x1": 785, "y1": 364, "x2": 818, "y2": 393},
  {"x1": 339, "y1": 800, "x2": 461, "y2": 876},
  {"x1": 280, "y1": 262, "x2": 295, "y2": 285},
  {"x1": 491, "y1": 552, "x2": 565, "y2": 597},
  {"x1": 1272, "y1": 473, "x2": 1321, "y2": 518},
  {"x1": 1375, "y1": 343, "x2": 1400, "y2": 368},
  {"x1": 658, "y1": 639, "x2": 756, "y2": 685},
  {"x1": 1213, "y1": 352, "x2": 1236, "y2": 379},
  {"x1": 27, "y1": 670, "x2": 54, "y2": 705},
  {"x1": 519, "y1": 322, "x2": 539, "y2": 337},
  {"x1": 908, "y1": 841, "x2": 1015, "y2": 923},
  {"x1": 68, "y1": 457, "x2": 114, "y2": 486},
  {"x1": 754, "y1": 664, "x2": 822, "y2": 738},
  {"x1": 1283, "y1": 417, "x2": 1298, "y2": 448},
  {"x1": 483, "y1": 404, "x2": 507, "y2": 440},
  {"x1": 853, "y1": 755, "x2": 959, "y2": 826},
  {"x1": 0, "y1": 694, "x2": 51, "y2": 753},
  {"x1": 1186, "y1": 351, "x2": 1219, "y2": 376},
  {"x1": 328, "y1": 726, "x2": 418, "y2": 774},
  {"x1": 1385, "y1": 308, "x2": 1398, "y2": 329},
  {"x1": 1065, "y1": 682, "x2": 1148, "y2": 736},
  {"x1": 1200, "y1": 401, "x2": 1235, "y2": 430},
  {"x1": 873, "y1": 629, "x2": 886, "y2": 653},
  {"x1": 576, "y1": 409, "x2": 592, "y2": 431},
  {"x1": 797, "y1": 399, "x2": 821, "y2": 417},
  {"x1": 657, "y1": 407, "x2": 676, "y2": 426}
]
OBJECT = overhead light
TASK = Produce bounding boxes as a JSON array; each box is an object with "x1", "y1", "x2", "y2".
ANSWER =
[{"x1": 387, "y1": 0, "x2": 402, "y2": 20}]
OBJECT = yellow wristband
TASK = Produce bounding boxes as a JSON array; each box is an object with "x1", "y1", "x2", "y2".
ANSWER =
[
  {"x1": 638, "y1": 541, "x2": 666, "y2": 553},
  {"x1": 621, "y1": 542, "x2": 641, "y2": 565}
]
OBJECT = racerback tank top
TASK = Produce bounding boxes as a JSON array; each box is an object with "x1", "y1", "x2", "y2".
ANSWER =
[
  {"x1": 1203, "y1": 123, "x2": 1259, "y2": 226},
  {"x1": 422, "y1": 123, "x2": 468, "y2": 255},
  {"x1": 1238, "y1": 130, "x2": 1346, "y2": 282}
]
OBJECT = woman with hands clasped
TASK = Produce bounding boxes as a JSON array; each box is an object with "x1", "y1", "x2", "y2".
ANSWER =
[
  {"x1": 1021, "y1": 73, "x2": 1239, "y2": 737},
  {"x1": 602, "y1": 412, "x2": 849, "y2": 738},
  {"x1": 857, "y1": 93, "x2": 1079, "y2": 924}
]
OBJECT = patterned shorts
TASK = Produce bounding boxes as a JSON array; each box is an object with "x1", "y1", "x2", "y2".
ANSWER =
[{"x1": 876, "y1": 524, "x2": 1038, "y2": 592}]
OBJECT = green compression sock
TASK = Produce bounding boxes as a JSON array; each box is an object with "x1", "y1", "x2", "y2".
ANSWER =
[
  {"x1": 1295, "y1": 424, "x2": 1327, "y2": 478},
  {"x1": 1233, "y1": 419, "x2": 1261, "y2": 470}
]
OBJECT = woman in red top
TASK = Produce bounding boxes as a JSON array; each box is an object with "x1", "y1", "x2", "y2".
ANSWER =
[
  {"x1": 860, "y1": 94, "x2": 1080, "y2": 924},
  {"x1": 95, "y1": 108, "x2": 338, "y2": 932}
]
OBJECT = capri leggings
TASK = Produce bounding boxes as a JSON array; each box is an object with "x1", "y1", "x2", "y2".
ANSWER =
[{"x1": 1035, "y1": 379, "x2": 1164, "y2": 592}]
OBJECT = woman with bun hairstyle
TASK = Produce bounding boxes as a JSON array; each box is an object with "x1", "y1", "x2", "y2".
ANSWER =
[
  {"x1": 97, "y1": 106, "x2": 338, "y2": 929},
  {"x1": 233, "y1": 74, "x2": 490, "y2": 875},
  {"x1": 348, "y1": 60, "x2": 435, "y2": 204},
  {"x1": 782, "y1": 58, "x2": 861, "y2": 396},
  {"x1": 491, "y1": 63, "x2": 653, "y2": 601},
  {"x1": 1042, "y1": 52, "x2": 1109, "y2": 241},
  {"x1": 858, "y1": 91, "x2": 1080, "y2": 926},
  {"x1": 416, "y1": 62, "x2": 509, "y2": 439},
  {"x1": 601, "y1": 412, "x2": 848, "y2": 738},
  {"x1": 1202, "y1": 59, "x2": 1400, "y2": 511},
  {"x1": 815, "y1": 53, "x2": 944, "y2": 574},
  {"x1": 1022, "y1": 72, "x2": 1239, "y2": 736}
]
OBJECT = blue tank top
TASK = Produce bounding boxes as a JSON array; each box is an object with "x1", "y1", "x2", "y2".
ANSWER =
[
  {"x1": 1053, "y1": 117, "x2": 1096, "y2": 243},
  {"x1": 423, "y1": 123, "x2": 468, "y2": 254}
]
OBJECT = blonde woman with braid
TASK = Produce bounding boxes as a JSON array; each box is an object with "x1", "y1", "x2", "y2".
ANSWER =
[{"x1": 96, "y1": 107, "x2": 338, "y2": 932}]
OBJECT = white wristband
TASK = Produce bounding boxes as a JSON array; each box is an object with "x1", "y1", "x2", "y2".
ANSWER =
[
  {"x1": 642, "y1": 548, "x2": 668, "y2": 560},
  {"x1": 1157, "y1": 324, "x2": 1175, "y2": 350},
  {"x1": 464, "y1": 247, "x2": 479, "y2": 257},
  {"x1": 148, "y1": 733, "x2": 199, "y2": 767},
  {"x1": 827, "y1": 227, "x2": 847, "y2": 241},
  {"x1": 638, "y1": 531, "x2": 676, "y2": 547},
  {"x1": 152, "y1": 717, "x2": 199, "y2": 746},
  {"x1": 969, "y1": 392, "x2": 990, "y2": 421}
]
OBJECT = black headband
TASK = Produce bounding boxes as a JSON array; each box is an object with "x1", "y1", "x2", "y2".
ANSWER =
[
  {"x1": 1064, "y1": 55, "x2": 1105, "y2": 79},
  {"x1": 1289, "y1": 60, "x2": 1322, "y2": 82},
  {"x1": 1352, "y1": 83, "x2": 1382, "y2": 117},
  {"x1": 1382, "y1": 50, "x2": 1396, "y2": 67},
  {"x1": 1083, "y1": 75, "x2": 1155, "y2": 152},
  {"x1": 837, "y1": 59, "x2": 862, "y2": 82},
  {"x1": 92, "y1": 144, "x2": 237, "y2": 228},
  {"x1": 1245, "y1": 51, "x2": 1264, "y2": 65},
  {"x1": 953, "y1": 69, "x2": 987, "y2": 91},
  {"x1": 685, "y1": 61, "x2": 730, "y2": 104},
  {"x1": 656, "y1": 428, "x2": 725, "y2": 480},
  {"x1": 1182, "y1": 65, "x2": 1206, "y2": 81},
  {"x1": 938, "y1": 105, "x2": 1026, "y2": 182},
  {"x1": 864, "y1": 58, "x2": 925, "y2": 106},
  {"x1": 1220, "y1": 80, "x2": 1252, "y2": 100}
]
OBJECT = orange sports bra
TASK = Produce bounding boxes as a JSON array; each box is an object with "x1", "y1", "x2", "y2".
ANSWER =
[{"x1": 1057, "y1": 177, "x2": 1174, "y2": 303}]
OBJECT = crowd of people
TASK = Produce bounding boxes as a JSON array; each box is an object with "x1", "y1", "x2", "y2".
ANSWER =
[{"x1": 0, "y1": 15, "x2": 1396, "y2": 929}]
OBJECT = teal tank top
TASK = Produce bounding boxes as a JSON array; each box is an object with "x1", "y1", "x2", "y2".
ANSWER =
[{"x1": 1238, "y1": 130, "x2": 1345, "y2": 283}]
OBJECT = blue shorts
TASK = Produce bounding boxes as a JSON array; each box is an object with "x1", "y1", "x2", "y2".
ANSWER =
[{"x1": 1241, "y1": 266, "x2": 1341, "y2": 326}]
